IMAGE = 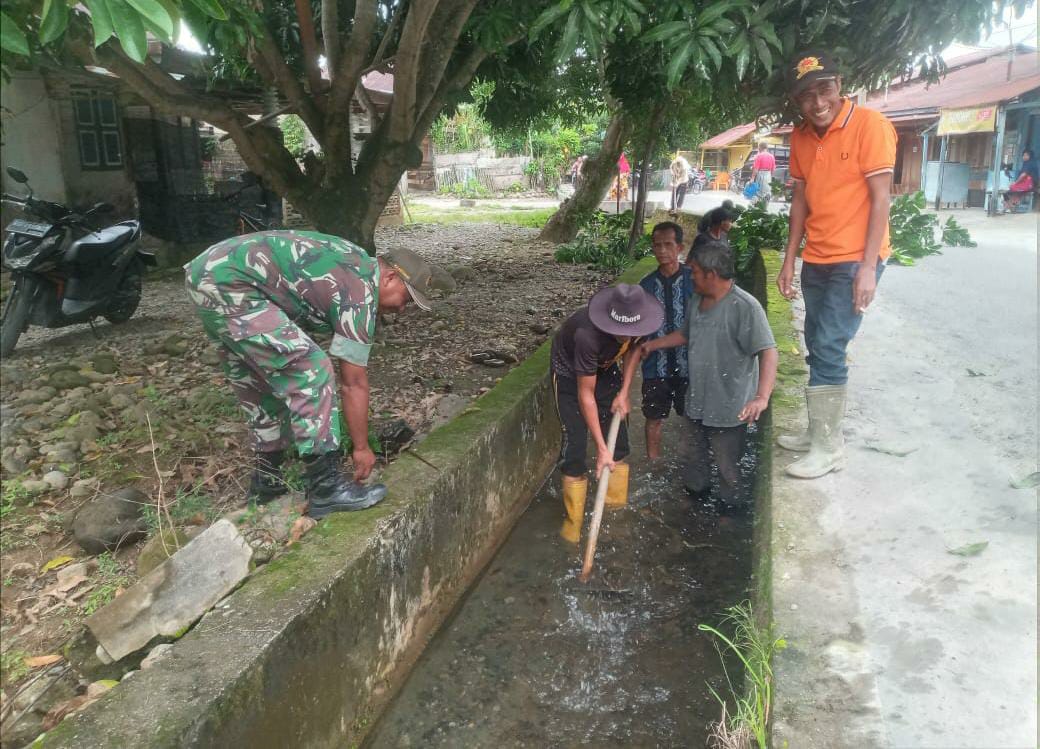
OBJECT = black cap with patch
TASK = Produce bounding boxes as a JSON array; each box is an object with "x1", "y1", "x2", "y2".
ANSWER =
[{"x1": 786, "y1": 50, "x2": 840, "y2": 96}]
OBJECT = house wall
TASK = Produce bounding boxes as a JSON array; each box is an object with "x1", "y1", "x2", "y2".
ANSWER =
[
  {"x1": 0, "y1": 72, "x2": 67, "y2": 213},
  {"x1": 46, "y1": 76, "x2": 138, "y2": 217}
]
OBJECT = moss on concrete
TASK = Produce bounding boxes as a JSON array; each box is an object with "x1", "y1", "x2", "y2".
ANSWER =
[{"x1": 753, "y1": 250, "x2": 800, "y2": 637}]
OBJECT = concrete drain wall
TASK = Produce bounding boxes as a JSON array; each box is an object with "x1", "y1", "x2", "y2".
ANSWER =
[{"x1": 41, "y1": 261, "x2": 655, "y2": 749}]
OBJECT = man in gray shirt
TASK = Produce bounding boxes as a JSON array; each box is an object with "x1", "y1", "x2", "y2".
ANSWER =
[{"x1": 617, "y1": 239, "x2": 778, "y2": 510}]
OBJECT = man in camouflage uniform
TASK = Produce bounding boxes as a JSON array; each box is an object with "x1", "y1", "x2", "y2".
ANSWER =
[{"x1": 185, "y1": 230, "x2": 453, "y2": 519}]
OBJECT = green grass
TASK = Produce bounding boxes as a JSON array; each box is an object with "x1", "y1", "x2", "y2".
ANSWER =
[
  {"x1": 81, "y1": 552, "x2": 133, "y2": 616},
  {"x1": 0, "y1": 648, "x2": 30, "y2": 686},
  {"x1": 700, "y1": 601, "x2": 786, "y2": 749},
  {"x1": 405, "y1": 204, "x2": 554, "y2": 228}
]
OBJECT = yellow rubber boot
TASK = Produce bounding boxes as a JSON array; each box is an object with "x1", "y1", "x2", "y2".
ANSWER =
[
  {"x1": 560, "y1": 476, "x2": 588, "y2": 544},
  {"x1": 604, "y1": 462, "x2": 629, "y2": 507}
]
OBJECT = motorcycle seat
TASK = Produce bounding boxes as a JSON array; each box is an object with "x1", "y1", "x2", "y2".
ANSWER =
[{"x1": 64, "y1": 225, "x2": 136, "y2": 265}]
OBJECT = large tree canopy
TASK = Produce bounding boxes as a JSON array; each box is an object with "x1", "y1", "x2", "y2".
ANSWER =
[{"x1": 0, "y1": 0, "x2": 1022, "y2": 249}]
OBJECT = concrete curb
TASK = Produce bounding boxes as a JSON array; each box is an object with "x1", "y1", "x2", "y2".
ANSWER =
[{"x1": 38, "y1": 257, "x2": 657, "y2": 749}]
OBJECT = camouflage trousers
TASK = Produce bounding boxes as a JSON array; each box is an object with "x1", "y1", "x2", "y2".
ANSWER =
[{"x1": 186, "y1": 285, "x2": 341, "y2": 456}]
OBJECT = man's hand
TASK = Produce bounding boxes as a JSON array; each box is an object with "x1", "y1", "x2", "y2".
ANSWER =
[
  {"x1": 738, "y1": 395, "x2": 769, "y2": 423},
  {"x1": 636, "y1": 343, "x2": 651, "y2": 360},
  {"x1": 611, "y1": 393, "x2": 631, "y2": 417},
  {"x1": 852, "y1": 264, "x2": 877, "y2": 314},
  {"x1": 352, "y1": 446, "x2": 376, "y2": 481},
  {"x1": 595, "y1": 445, "x2": 617, "y2": 478},
  {"x1": 777, "y1": 263, "x2": 797, "y2": 300}
]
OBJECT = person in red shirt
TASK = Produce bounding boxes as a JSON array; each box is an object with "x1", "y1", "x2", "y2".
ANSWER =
[
  {"x1": 775, "y1": 50, "x2": 897, "y2": 479},
  {"x1": 751, "y1": 143, "x2": 777, "y2": 199}
]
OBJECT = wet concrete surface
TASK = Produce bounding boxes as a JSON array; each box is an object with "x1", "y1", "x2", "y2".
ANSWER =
[{"x1": 366, "y1": 414, "x2": 759, "y2": 748}]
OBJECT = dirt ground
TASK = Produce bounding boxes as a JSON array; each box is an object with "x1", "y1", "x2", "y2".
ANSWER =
[{"x1": 0, "y1": 221, "x2": 614, "y2": 739}]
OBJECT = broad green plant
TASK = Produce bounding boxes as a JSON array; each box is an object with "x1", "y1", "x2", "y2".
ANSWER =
[
  {"x1": 727, "y1": 203, "x2": 789, "y2": 273},
  {"x1": 888, "y1": 191, "x2": 975, "y2": 266},
  {"x1": 555, "y1": 210, "x2": 651, "y2": 272}
]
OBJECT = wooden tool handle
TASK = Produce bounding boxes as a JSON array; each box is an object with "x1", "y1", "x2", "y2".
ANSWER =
[{"x1": 579, "y1": 412, "x2": 622, "y2": 583}]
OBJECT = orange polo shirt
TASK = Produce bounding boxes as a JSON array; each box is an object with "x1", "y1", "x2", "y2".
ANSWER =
[{"x1": 789, "y1": 99, "x2": 897, "y2": 264}]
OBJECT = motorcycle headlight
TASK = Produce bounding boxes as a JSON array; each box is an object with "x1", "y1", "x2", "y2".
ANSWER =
[{"x1": 4, "y1": 233, "x2": 60, "y2": 269}]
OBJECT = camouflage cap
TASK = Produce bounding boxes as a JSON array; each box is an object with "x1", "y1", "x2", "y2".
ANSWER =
[{"x1": 382, "y1": 247, "x2": 455, "y2": 311}]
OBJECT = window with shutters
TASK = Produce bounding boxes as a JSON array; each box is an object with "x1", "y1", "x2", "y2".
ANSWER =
[{"x1": 74, "y1": 94, "x2": 123, "y2": 170}]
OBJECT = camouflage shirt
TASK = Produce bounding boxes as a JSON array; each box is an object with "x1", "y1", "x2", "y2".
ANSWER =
[{"x1": 185, "y1": 231, "x2": 379, "y2": 366}]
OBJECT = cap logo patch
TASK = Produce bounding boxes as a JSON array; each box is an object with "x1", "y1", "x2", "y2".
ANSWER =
[
  {"x1": 610, "y1": 308, "x2": 641, "y2": 323},
  {"x1": 796, "y1": 56, "x2": 824, "y2": 80}
]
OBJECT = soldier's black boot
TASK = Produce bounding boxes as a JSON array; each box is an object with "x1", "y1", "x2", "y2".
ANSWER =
[
  {"x1": 248, "y1": 450, "x2": 289, "y2": 505},
  {"x1": 303, "y1": 452, "x2": 387, "y2": 519}
]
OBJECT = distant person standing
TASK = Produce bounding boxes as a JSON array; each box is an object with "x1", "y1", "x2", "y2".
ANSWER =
[
  {"x1": 670, "y1": 153, "x2": 692, "y2": 212},
  {"x1": 570, "y1": 154, "x2": 587, "y2": 188},
  {"x1": 751, "y1": 142, "x2": 776, "y2": 200},
  {"x1": 775, "y1": 50, "x2": 897, "y2": 479}
]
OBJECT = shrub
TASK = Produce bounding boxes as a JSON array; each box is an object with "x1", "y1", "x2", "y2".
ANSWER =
[
  {"x1": 727, "y1": 203, "x2": 789, "y2": 274},
  {"x1": 279, "y1": 115, "x2": 309, "y2": 159},
  {"x1": 888, "y1": 191, "x2": 975, "y2": 266},
  {"x1": 555, "y1": 211, "x2": 651, "y2": 272}
]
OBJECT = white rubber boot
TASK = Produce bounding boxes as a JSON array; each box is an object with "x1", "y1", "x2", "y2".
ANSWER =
[
  {"x1": 785, "y1": 385, "x2": 846, "y2": 479},
  {"x1": 777, "y1": 427, "x2": 810, "y2": 452}
]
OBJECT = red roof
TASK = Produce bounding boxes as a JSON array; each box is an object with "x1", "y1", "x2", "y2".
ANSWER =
[
  {"x1": 362, "y1": 71, "x2": 394, "y2": 94},
  {"x1": 869, "y1": 47, "x2": 1040, "y2": 115},
  {"x1": 701, "y1": 122, "x2": 757, "y2": 149}
]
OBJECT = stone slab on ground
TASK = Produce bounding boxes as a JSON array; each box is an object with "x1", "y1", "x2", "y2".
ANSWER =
[
  {"x1": 85, "y1": 519, "x2": 253, "y2": 662},
  {"x1": 770, "y1": 224, "x2": 1037, "y2": 747}
]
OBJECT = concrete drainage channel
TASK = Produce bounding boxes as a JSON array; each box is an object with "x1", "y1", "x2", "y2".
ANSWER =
[{"x1": 38, "y1": 256, "x2": 787, "y2": 748}]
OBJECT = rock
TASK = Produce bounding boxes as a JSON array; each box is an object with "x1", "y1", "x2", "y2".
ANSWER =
[
  {"x1": 72, "y1": 488, "x2": 150, "y2": 554},
  {"x1": 38, "y1": 441, "x2": 79, "y2": 456},
  {"x1": 43, "y1": 470, "x2": 69, "y2": 490},
  {"x1": 449, "y1": 266, "x2": 476, "y2": 283},
  {"x1": 2, "y1": 451, "x2": 27, "y2": 475},
  {"x1": 529, "y1": 323, "x2": 551, "y2": 335},
  {"x1": 162, "y1": 334, "x2": 189, "y2": 357},
  {"x1": 50, "y1": 369, "x2": 91, "y2": 390},
  {"x1": 377, "y1": 419, "x2": 416, "y2": 456},
  {"x1": 14, "y1": 444, "x2": 34, "y2": 461},
  {"x1": 90, "y1": 353, "x2": 119, "y2": 374},
  {"x1": 109, "y1": 393, "x2": 134, "y2": 410},
  {"x1": 0, "y1": 667, "x2": 78, "y2": 748},
  {"x1": 63, "y1": 627, "x2": 143, "y2": 682},
  {"x1": 136, "y1": 528, "x2": 200, "y2": 576},
  {"x1": 17, "y1": 386, "x2": 57, "y2": 405},
  {"x1": 21, "y1": 479, "x2": 52, "y2": 494},
  {"x1": 70, "y1": 478, "x2": 99, "y2": 499},
  {"x1": 432, "y1": 394, "x2": 470, "y2": 429},
  {"x1": 459, "y1": 198, "x2": 477, "y2": 207},
  {"x1": 79, "y1": 370, "x2": 115, "y2": 384},
  {"x1": 51, "y1": 401, "x2": 73, "y2": 419},
  {"x1": 79, "y1": 439, "x2": 101, "y2": 455},
  {"x1": 199, "y1": 348, "x2": 221, "y2": 367},
  {"x1": 65, "y1": 422, "x2": 100, "y2": 444},
  {"x1": 45, "y1": 449, "x2": 79, "y2": 466},
  {"x1": 140, "y1": 643, "x2": 174, "y2": 670},
  {"x1": 86, "y1": 519, "x2": 253, "y2": 662}
]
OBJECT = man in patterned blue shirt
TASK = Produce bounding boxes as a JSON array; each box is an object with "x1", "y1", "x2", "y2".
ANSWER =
[{"x1": 638, "y1": 222, "x2": 694, "y2": 459}]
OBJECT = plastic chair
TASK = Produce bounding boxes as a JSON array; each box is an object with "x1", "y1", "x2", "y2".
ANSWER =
[{"x1": 711, "y1": 172, "x2": 730, "y2": 191}]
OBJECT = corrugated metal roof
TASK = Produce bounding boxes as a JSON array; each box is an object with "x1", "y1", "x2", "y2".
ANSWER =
[
  {"x1": 701, "y1": 122, "x2": 757, "y2": 149},
  {"x1": 869, "y1": 47, "x2": 1040, "y2": 115}
]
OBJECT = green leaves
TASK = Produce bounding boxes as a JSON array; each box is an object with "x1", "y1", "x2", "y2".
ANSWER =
[
  {"x1": 39, "y1": 0, "x2": 70, "y2": 45},
  {"x1": 125, "y1": 0, "x2": 175, "y2": 43},
  {"x1": 185, "y1": 0, "x2": 227, "y2": 22},
  {"x1": 85, "y1": 0, "x2": 116, "y2": 47},
  {"x1": 106, "y1": 0, "x2": 148, "y2": 61},
  {"x1": 0, "y1": 11, "x2": 30, "y2": 55},
  {"x1": 947, "y1": 541, "x2": 988, "y2": 557}
]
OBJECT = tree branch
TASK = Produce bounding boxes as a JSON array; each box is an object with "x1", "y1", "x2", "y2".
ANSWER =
[
  {"x1": 371, "y1": 0, "x2": 403, "y2": 66},
  {"x1": 293, "y1": 0, "x2": 325, "y2": 97},
  {"x1": 387, "y1": 0, "x2": 443, "y2": 141},
  {"x1": 324, "y1": 0, "x2": 379, "y2": 180},
  {"x1": 412, "y1": 0, "x2": 480, "y2": 117},
  {"x1": 322, "y1": 0, "x2": 340, "y2": 71},
  {"x1": 253, "y1": 23, "x2": 326, "y2": 143}
]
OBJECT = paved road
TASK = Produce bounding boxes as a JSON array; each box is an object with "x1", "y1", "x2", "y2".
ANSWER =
[{"x1": 772, "y1": 212, "x2": 1038, "y2": 747}]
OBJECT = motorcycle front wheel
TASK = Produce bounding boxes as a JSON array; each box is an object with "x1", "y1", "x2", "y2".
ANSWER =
[
  {"x1": 104, "y1": 258, "x2": 144, "y2": 325},
  {"x1": 1, "y1": 278, "x2": 33, "y2": 356},
  {"x1": 690, "y1": 181, "x2": 703, "y2": 194}
]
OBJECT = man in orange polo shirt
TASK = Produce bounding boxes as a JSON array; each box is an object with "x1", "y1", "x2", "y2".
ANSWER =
[{"x1": 776, "y1": 50, "x2": 897, "y2": 479}]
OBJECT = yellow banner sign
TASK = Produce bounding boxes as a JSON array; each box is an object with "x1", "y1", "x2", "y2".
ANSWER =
[{"x1": 937, "y1": 106, "x2": 998, "y2": 135}]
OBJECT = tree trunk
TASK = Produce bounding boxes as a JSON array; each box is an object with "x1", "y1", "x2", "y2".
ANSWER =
[
  {"x1": 627, "y1": 103, "x2": 667, "y2": 256},
  {"x1": 538, "y1": 110, "x2": 632, "y2": 244}
]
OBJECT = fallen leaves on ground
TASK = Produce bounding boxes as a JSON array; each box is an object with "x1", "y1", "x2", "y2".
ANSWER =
[{"x1": 947, "y1": 541, "x2": 988, "y2": 557}]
